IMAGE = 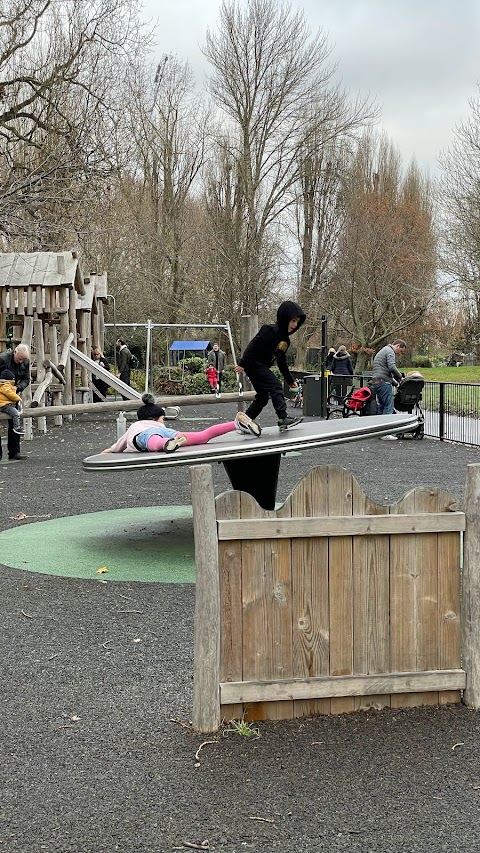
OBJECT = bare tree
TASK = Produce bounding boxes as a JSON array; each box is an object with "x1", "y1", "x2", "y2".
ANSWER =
[
  {"x1": 203, "y1": 0, "x2": 343, "y2": 314},
  {"x1": 292, "y1": 94, "x2": 374, "y2": 366},
  {"x1": 96, "y1": 56, "x2": 211, "y2": 323},
  {"x1": 325, "y1": 133, "x2": 438, "y2": 372},
  {"x1": 439, "y1": 89, "x2": 480, "y2": 354},
  {"x1": 0, "y1": 0, "x2": 148, "y2": 242}
]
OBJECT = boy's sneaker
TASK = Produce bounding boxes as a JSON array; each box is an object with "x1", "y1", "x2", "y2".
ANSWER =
[
  {"x1": 234, "y1": 412, "x2": 262, "y2": 437},
  {"x1": 164, "y1": 434, "x2": 188, "y2": 453},
  {"x1": 278, "y1": 415, "x2": 303, "y2": 431},
  {"x1": 13, "y1": 425, "x2": 25, "y2": 435}
]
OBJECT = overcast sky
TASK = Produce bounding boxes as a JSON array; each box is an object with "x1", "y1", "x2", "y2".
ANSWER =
[{"x1": 141, "y1": 0, "x2": 480, "y2": 176}]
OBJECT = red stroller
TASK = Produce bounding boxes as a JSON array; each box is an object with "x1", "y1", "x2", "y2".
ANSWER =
[
  {"x1": 327, "y1": 385, "x2": 374, "y2": 419},
  {"x1": 343, "y1": 386, "x2": 374, "y2": 417}
]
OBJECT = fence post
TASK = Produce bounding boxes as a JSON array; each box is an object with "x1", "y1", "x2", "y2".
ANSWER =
[
  {"x1": 439, "y1": 382, "x2": 445, "y2": 441},
  {"x1": 462, "y1": 464, "x2": 480, "y2": 707},
  {"x1": 191, "y1": 463, "x2": 221, "y2": 732}
]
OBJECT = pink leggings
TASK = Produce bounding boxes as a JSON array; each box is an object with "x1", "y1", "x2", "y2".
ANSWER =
[{"x1": 146, "y1": 421, "x2": 236, "y2": 452}]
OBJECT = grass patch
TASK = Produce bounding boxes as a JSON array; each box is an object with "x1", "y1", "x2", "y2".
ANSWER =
[
  {"x1": 403, "y1": 366, "x2": 480, "y2": 384},
  {"x1": 224, "y1": 719, "x2": 260, "y2": 738}
]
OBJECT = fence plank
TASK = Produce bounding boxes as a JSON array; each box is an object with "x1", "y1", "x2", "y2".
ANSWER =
[
  {"x1": 216, "y1": 490, "x2": 244, "y2": 722},
  {"x1": 220, "y1": 669, "x2": 466, "y2": 704},
  {"x1": 327, "y1": 466, "x2": 354, "y2": 714},
  {"x1": 283, "y1": 467, "x2": 331, "y2": 717},
  {"x1": 241, "y1": 495, "x2": 293, "y2": 721},
  {"x1": 438, "y1": 527, "x2": 462, "y2": 704},
  {"x1": 414, "y1": 489, "x2": 441, "y2": 707},
  {"x1": 217, "y1": 513, "x2": 465, "y2": 540},
  {"x1": 390, "y1": 490, "x2": 419, "y2": 708},
  {"x1": 352, "y1": 480, "x2": 391, "y2": 711},
  {"x1": 391, "y1": 490, "x2": 438, "y2": 708}
]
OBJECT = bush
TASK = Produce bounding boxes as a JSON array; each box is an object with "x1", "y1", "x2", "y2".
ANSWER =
[
  {"x1": 129, "y1": 369, "x2": 145, "y2": 392},
  {"x1": 182, "y1": 372, "x2": 211, "y2": 395},
  {"x1": 220, "y1": 367, "x2": 241, "y2": 392},
  {"x1": 150, "y1": 364, "x2": 243, "y2": 396},
  {"x1": 410, "y1": 356, "x2": 432, "y2": 368},
  {"x1": 179, "y1": 356, "x2": 206, "y2": 375}
]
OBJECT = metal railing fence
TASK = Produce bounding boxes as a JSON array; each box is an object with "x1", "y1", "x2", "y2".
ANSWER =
[
  {"x1": 299, "y1": 374, "x2": 480, "y2": 446},
  {"x1": 422, "y1": 381, "x2": 480, "y2": 445}
]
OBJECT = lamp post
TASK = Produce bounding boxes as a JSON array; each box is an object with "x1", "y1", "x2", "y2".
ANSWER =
[{"x1": 106, "y1": 294, "x2": 117, "y2": 373}]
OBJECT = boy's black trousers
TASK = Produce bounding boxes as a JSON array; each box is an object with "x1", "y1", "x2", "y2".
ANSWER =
[{"x1": 243, "y1": 363, "x2": 287, "y2": 421}]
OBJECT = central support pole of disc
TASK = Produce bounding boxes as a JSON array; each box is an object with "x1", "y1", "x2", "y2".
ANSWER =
[{"x1": 222, "y1": 453, "x2": 281, "y2": 511}]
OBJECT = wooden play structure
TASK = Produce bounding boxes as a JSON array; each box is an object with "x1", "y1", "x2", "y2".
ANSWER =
[
  {"x1": 0, "y1": 251, "x2": 108, "y2": 418},
  {"x1": 190, "y1": 463, "x2": 475, "y2": 732}
]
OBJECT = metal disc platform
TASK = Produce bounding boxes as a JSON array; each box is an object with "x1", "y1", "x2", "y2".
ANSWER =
[{"x1": 83, "y1": 414, "x2": 419, "y2": 510}]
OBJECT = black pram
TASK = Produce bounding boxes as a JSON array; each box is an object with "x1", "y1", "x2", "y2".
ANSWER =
[{"x1": 393, "y1": 375, "x2": 425, "y2": 439}]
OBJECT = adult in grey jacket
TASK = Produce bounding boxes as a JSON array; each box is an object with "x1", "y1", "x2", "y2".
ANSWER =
[
  {"x1": 370, "y1": 340, "x2": 406, "y2": 416},
  {"x1": 207, "y1": 344, "x2": 226, "y2": 391},
  {"x1": 115, "y1": 338, "x2": 132, "y2": 399}
]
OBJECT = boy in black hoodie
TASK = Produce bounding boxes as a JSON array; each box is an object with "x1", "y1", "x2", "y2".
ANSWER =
[{"x1": 235, "y1": 300, "x2": 306, "y2": 430}]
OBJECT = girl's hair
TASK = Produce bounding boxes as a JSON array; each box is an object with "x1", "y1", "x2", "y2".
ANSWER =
[{"x1": 136, "y1": 393, "x2": 165, "y2": 420}]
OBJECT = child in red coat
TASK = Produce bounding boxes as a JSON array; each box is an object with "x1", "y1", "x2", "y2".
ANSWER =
[{"x1": 205, "y1": 364, "x2": 218, "y2": 392}]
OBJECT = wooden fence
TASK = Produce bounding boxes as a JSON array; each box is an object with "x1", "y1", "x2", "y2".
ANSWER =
[{"x1": 191, "y1": 464, "x2": 469, "y2": 732}]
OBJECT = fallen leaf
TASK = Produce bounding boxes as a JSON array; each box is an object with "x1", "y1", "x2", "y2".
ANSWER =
[
  {"x1": 96, "y1": 566, "x2": 108, "y2": 574},
  {"x1": 9, "y1": 513, "x2": 51, "y2": 521}
]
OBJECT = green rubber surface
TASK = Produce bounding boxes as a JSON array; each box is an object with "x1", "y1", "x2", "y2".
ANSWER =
[{"x1": 0, "y1": 506, "x2": 196, "y2": 583}]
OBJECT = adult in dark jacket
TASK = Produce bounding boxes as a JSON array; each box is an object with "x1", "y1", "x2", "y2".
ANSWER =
[
  {"x1": 115, "y1": 338, "x2": 132, "y2": 399},
  {"x1": 0, "y1": 344, "x2": 31, "y2": 461},
  {"x1": 329, "y1": 345, "x2": 354, "y2": 399},
  {"x1": 235, "y1": 300, "x2": 306, "y2": 430},
  {"x1": 325, "y1": 348, "x2": 336, "y2": 372}
]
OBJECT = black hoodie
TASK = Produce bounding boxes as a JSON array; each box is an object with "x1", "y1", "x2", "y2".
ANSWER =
[{"x1": 239, "y1": 300, "x2": 306, "y2": 384}]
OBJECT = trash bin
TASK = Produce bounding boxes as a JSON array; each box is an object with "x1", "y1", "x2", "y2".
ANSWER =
[{"x1": 303, "y1": 374, "x2": 323, "y2": 417}]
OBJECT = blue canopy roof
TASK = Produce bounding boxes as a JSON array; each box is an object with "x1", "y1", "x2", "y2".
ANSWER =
[{"x1": 169, "y1": 340, "x2": 210, "y2": 351}]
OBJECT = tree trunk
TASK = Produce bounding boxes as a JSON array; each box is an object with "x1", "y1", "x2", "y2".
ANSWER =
[{"x1": 354, "y1": 350, "x2": 371, "y2": 374}]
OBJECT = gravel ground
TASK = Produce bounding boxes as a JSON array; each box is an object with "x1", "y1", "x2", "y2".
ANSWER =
[{"x1": 2, "y1": 403, "x2": 480, "y2": 853}]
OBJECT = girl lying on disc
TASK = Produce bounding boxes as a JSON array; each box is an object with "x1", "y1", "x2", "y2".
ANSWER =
[{"x1": 101, "y1": 394, "x2": 261, "y2": 454}]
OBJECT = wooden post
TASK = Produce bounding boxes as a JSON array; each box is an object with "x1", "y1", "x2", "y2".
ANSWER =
[
  {"x1": 463, "y1": 464, "x2": 480, "y2": 707},
  {"x1": 21, "y1": 315, "x2": 34, "y2": 349},
  {"x1": 48, "y1": 324, "x2": 62, "y2": 426},
  {"x1": 191, "y1": 464, "x2": 221, "y2": 733},
  {"x1": 240, "y1": 314, "x2": 259, "y2": 395}
]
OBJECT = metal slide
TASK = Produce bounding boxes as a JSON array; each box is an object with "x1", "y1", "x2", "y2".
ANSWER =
[{"x1": 70, "y1": 345, "x2": 141, "y2": 400}]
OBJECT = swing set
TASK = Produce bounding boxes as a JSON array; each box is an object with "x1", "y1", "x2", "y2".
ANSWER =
[{"x1": 104, "y1": 320, "x2": 242, "y2": 396}]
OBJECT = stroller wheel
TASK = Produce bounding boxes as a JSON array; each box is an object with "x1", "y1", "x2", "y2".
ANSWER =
[{"x1": 327, "y1": 407, "x2": 344, "y2": 420}]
